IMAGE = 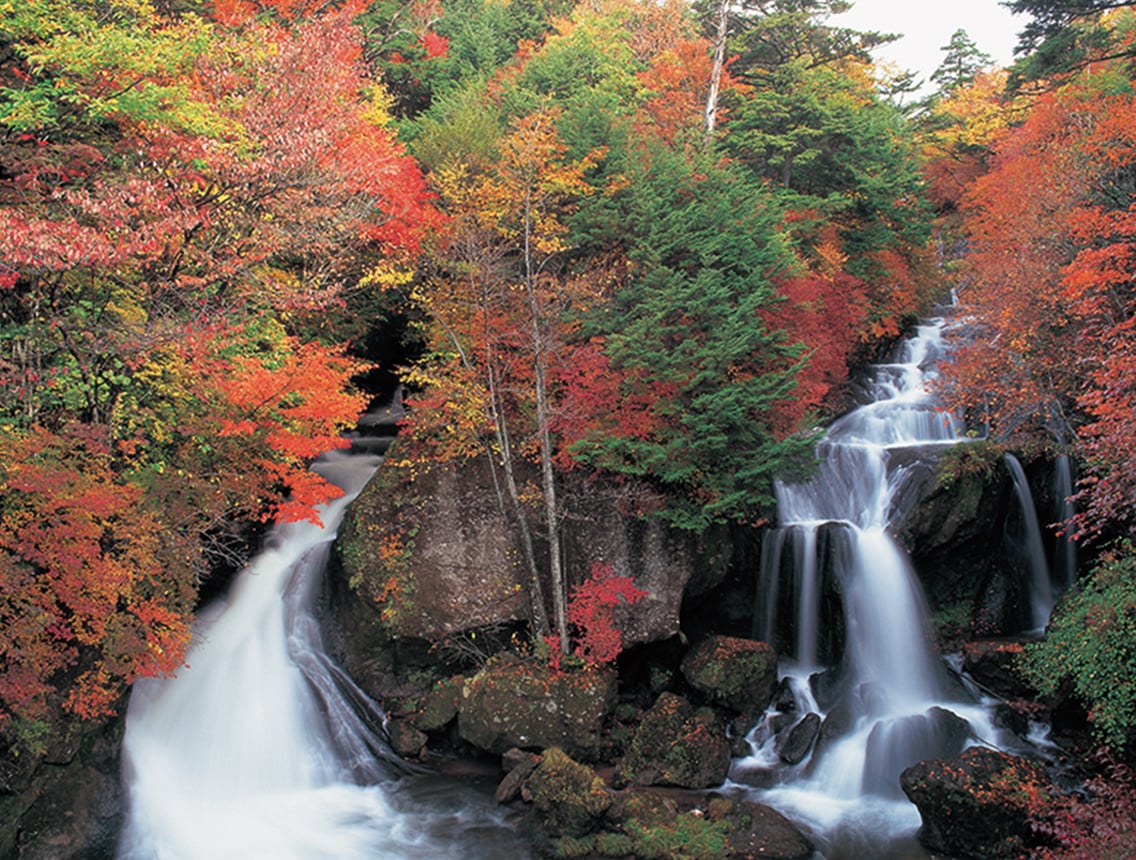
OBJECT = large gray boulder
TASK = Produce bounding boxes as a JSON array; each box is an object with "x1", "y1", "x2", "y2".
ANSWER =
[{"x1": 336, "y1": 453, "x2": 711, "y2": 646}]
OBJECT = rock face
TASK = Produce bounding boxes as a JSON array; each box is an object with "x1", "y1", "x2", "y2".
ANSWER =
[
  {"x1": 338, "y1": 456, "x2": 529, "y2": 640},
  {"x1": 0, "y1": 709, "x2": 125, "y2": 860},
  {"x1": 901, "y1": 746, "x2": 1053, "y2": 858},
  {"x1": 336, "y1": 453, "x2": 711, "y2": 646},
  {"x1": 457, "y1": 656, "x2": 616, "y2": 761},
  {"x1": 614, "y1": 692, "x2": 731, "y2": 789},
  {"x1": 680, "y1": 635, "x2": 779, "y2": 719}
]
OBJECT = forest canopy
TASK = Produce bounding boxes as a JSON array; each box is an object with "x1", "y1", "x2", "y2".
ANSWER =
[{"x1": 1, "y1": 0, "x2": 1135, "y2": 744}]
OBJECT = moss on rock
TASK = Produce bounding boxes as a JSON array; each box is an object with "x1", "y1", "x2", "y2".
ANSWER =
[
  {"x1": 680, "y1": 635, "x2": 778, "y2": 718},
  {"x1": 525, "y1": 748, "x2": 612, "y2": 838},
  {"x1": 614, "y1": 692, "x2": 730, "y2": 789},
  {"x1": 458, "y1": 655, "x2": 616, "y2": 760}
]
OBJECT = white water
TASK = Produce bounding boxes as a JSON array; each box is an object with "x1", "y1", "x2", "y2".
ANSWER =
[
  {"x1": 1004, "y1": 453, "x2": 1054, "y2": 632},
  {"x1": 119, "y1": 448, "x2": 528, "y2": 860},
  {"x1": 744, "y1": 319, "x2": 1004, "y2": 851}
]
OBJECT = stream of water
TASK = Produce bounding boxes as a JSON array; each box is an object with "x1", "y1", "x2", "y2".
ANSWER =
[
  {"x1": 117, "y1": 448, "x2": 531, "y2": 860},
  {"x1": 738, "y1": 317, "x2": 1016, "y2": 856}
]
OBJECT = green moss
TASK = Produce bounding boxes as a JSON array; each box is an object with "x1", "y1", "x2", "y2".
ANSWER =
[
  {"x1": 527, "y1": 748, "x2": 612, "y2": 837},
  {"x1": 934, "y1": 439, "x2": 1004, "y2": 491},
  {"x1": 622, "y1": 814, "x2": 732, "y2": 860}
]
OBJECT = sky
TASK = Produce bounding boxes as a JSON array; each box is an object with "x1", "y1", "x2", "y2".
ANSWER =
[{"x1": 831, "y1": 0, "x2": 1025, "y2": 89}]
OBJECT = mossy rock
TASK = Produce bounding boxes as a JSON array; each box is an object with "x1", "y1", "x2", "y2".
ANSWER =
[
  {"x1": 680, "y1": 635, "x2": 778, "y2": 718},
  {"x1": 524, "y1": 748, "x2": 612, "y2": 838},
  {"x1": 414, "y1": 675, "x2": 464, "y2": 732},
  {"x1": 901, "y1": 746, "x2": 1053, "y2": 858},
  {"x1": 458, "y1": 656, "x2": 616, "y2": 760},
  {"x1": 614, "y1": 692, "x2": 730, "y2": 789}
]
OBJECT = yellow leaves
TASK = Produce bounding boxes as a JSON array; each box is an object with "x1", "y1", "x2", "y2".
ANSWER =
[
  {"x1": 359, "y1": 259, "x2": 415, "y2": 290},
  {"x1": 361, "y1": 84, "x2": 395, "y2": 129}
]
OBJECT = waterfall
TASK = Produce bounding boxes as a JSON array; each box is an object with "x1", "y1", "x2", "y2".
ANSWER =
[
  {"x1": 743, "y1": 318, "x2": 1002, "y2": 848},
  {"x1": 1053, "y1": 454, "x2": 1078, "y2": 592},
  {"x1": 118, "y1": 447, "x2": 528, "y2": 860},
  {"x1": 1004, "y1": 453, "x2": 1053, "y2": 631}
]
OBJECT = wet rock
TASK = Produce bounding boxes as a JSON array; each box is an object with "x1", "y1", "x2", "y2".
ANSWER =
[
  {"x1": 779, "y1": 712, "x2": 821, "y2": 765},
  {"x1": 772, "y1": 677, "x2": 799, "y2": 712},
  {"x1": 502, "y1": 747, "x2": 540, "y2": 774},
  {"x1": 809, "y1": 664, "x2": 845, "y2": 710},
  {"x1": 961, "y1": 638, "x2": 1038, "y2": 700},
  {"x1": 901, "y1": 746, "x2": 1053, "y2": 858},
  {"x1": 862, "y1": 707, "x2": 971, "y2": 798},
  {"x1": 523, "y1": 748, "x2": 612, "y2": 837},
  {"x1": 680, "y1": 635, "x2": 778, "y2": 719},
  {"x1": 387, "y1": 717, "x2": 428, "y2": 758},
  {"x1": 714, "y1": 796, "x2": 814, "y2": 860},
  {"x1": 458, "y1": 655, "x2": 616, "y2": 760},
  {"x1": 614, "y1": 692, "x2": 730, "y2": 789},
  {"x1": 495, "y1": 751, "x2": 540, "y2": 803}
]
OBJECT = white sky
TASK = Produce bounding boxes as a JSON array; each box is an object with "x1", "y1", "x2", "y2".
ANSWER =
[{"x1": 832, "y1": 0, "x2": 1026, "y2": 88}]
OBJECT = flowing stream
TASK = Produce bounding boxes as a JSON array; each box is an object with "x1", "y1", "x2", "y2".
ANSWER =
[
  {"x1": 118, "y1": 447, "x2": 530, "y2": 860},
  {"x1": 739, "y1": 318, "x2": 1008, "y2": 855}
]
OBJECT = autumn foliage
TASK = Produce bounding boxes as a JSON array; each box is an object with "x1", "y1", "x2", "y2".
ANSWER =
[
  {"x1": 0, "y1": 0, "x2": 435, "y2": 726},
  {"x1": 946, "y1": 62, "x2": 1136, "y2": 539}
]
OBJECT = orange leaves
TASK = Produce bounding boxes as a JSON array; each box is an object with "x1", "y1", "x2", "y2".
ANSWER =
[
  {"x1": 950, "y1": 65, "x2": 1136, "y2": 538},
  {"x1": 0, "y1": 426, "x2": 193, "y2": 727}
]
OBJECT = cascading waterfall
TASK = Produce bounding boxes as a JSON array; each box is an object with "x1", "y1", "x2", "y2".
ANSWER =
[
  {"x1": 741, "y1": 318, "x2": 1004, "y2": 851},
  {"x1": 1004, "y1": 453, "x2": 1054, "y2": 631},
  {"x1": 119, "y1": 447, "x2": 529, "y2": 860}
]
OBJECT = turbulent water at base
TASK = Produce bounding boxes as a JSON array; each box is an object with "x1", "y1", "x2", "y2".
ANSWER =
[
  {"x1": 740, "y1": 317, "x2": 1011, "y2": 856},
  {"x1": 118, "y1": 447, "x2": 531, "y2": 860}
]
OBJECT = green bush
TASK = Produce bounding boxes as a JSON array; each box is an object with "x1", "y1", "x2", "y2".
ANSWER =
[{"x1": 1021, "y1": 543, "x2": 1136, "y2": 750}]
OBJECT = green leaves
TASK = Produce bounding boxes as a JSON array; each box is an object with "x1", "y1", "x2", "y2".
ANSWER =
[
  {"x1": 1021, "y1": 544, "x2": 1136, "y2": 750},
  {"x1": 571, "y1": 148, "x2": 816, "y2": 528}
]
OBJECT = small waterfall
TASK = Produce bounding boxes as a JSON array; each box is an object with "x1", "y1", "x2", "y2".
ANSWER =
[
  {"x1": 119, "y1": 447, "x2": 528, "y2": 860},
  {"x1": 1004, "y1": 453, "x2": 1053, "y2": 631},
  {"x1": 1053, "y1": 454, "x2": 1078, "y2": 592},
  {"x1": 744, "y1": 318, "x2": 1000, "y2": 846}
]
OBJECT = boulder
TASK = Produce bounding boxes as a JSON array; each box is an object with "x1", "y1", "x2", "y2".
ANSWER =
[
  {"x1": 336, "y1": 455, "x2": 709, "y2": 647},
  {"x1": 961, "y1": 638, "x2": 1038, "y2": 700},
  {"x1": 901, "y1": 746, "x2": 1053, "y2": 858},
  {"x1": 582, "y1": 789, "x2": 812, "y2": 860},
  {"x1": 413, "y1": 676, "x2": 463, "y2": 732},
  {"x1": 522, "y1": 748, "x2": 612, "y2": 837},
  {"x1": 862, "y1": 707, "x2": 971, "y2": 799},
  {"x1": 614, "y1": 693, "x2": 730, "y2": 789},
  {"x1": 495, "y1": 750, "x2": 540, "y2": 804},
  {"x1": 712, "y1": 796, "x2": 814, "y2": 860},
  {"x1": 680, "y1": 635, "x2": 778, "y2": 718},
  {"x1": 458, "y1": 656, "x2": 616, "y2": 761},
  {"x1": 779, "y1": 713, "x2": 821, "y2": 765},
  {"x1": 337, "y1": 457, "x2": 529, "y2": 640},
  {"x1": 387, "y1": 717, "x2": 427, "y2": 758}
]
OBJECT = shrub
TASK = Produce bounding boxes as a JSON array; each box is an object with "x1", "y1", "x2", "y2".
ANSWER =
[{"x1": 1020, "y1": 543, "x2": 1136, "y2": 751}]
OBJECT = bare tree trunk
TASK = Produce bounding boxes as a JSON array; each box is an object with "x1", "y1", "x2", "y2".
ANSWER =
[
  {"x1": 521, "y1": 178, "x2": 569, "y2": 654},
  {"x1": 705, "y1": 0, "x2": 730, "y2": 139}
]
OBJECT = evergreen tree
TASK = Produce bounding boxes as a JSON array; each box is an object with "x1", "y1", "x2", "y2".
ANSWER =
[{"x1": 930, "y1": 28, "x2": 993, "y2": 94}]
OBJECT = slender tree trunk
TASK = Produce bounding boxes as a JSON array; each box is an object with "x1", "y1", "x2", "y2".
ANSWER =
[
  {"x1": 521, "y1": 177, "x2": 569, "y2": 654},
  {"x1": 428, "y1": 278, "x2": 552, "y2": 638},
  {"x1": 705, "y1": 0, "x2": 730, "y2": 139}
]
